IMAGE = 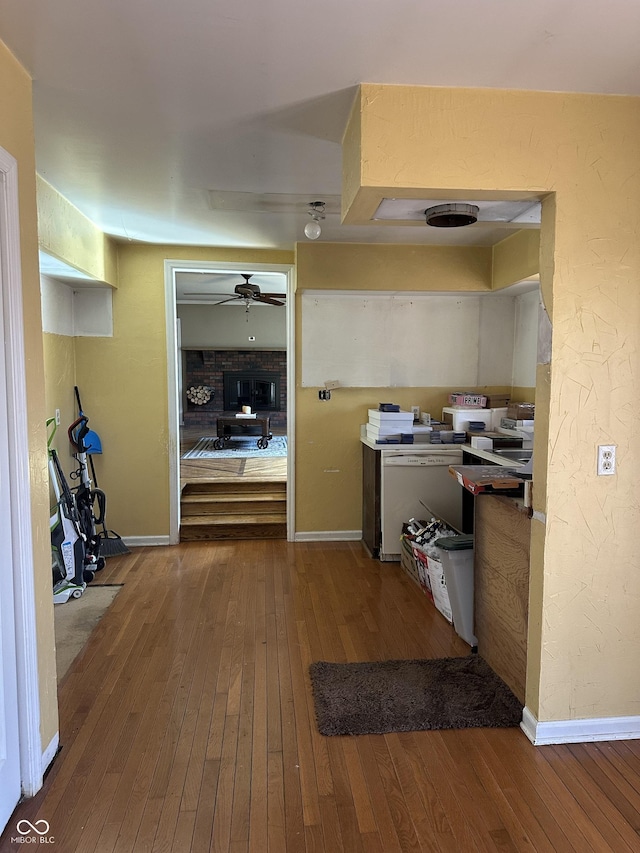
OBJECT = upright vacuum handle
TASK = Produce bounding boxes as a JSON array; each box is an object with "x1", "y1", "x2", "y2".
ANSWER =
[{"x1": 68, "y1": 415, "x2": 90, "y2": 453}]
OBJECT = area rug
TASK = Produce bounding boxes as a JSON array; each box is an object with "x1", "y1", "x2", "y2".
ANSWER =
[
  {"x1": 54, "y1": 584, "x2": 122, "y2": 683},
  {"x1": 309, "y1": 656, "x2": 523, "y2": 736},
  {"x1": 183, "y1": 435, "x2": 287, "y2": 459}
]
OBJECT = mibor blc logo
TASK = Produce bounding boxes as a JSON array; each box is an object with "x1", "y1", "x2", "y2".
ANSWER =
[{"x1": 11, "y1": 819, "x2": 55, "y2": 844}]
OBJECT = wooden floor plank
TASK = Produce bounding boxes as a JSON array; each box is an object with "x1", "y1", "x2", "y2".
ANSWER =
[{"x1": 5, "y1": 539, "x2": 640, "y2": 853}]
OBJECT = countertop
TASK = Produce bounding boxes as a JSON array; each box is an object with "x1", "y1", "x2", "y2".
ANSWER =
[
  {"x1": 360, "y1": 436, "x2": 464, "y2": 452},
  {"x1": 360, "y1": 435, "x2": 527, "y2": 468}
]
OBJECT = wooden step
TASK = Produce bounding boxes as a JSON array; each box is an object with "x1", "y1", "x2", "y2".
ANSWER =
[
  {"x1": 179, "y1": 517, "x2": 287, "y2": 541},
  {"x1": 181, "y1": 490, "x2": 286, "y2": 503},
  {"x1": 179, "y1": 478, "x2": 287, "y2": 541},
  {"x1": 182, "y1": 480, "x2": 286, "y2": 496},
  {"x1": 181, "y1": 493, "x2": 285, "y2": 516},
  {"x1": 181, "y1": 512, "x2": 286, "y2": 526}
]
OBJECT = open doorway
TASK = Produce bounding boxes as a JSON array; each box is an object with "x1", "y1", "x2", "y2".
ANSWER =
[{"x1": 164, "y1": 260, "x2": 295, "y2": 544}]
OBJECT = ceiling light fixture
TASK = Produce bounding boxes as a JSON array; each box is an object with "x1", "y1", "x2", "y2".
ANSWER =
[
  {"x1": 304, "y1": 201, "x2": 326, "y2": 240},
  {"x1": 424, "y1": 203, "x2": 480, "y2": 228}
]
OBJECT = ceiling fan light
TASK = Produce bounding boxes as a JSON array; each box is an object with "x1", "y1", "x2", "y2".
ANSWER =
[
  {"x1": 304, "y1": 219, "x2": 322, "y2": 240},
  {"x1": 424, "y1": 203, "x2": 479, "y2": 228}
]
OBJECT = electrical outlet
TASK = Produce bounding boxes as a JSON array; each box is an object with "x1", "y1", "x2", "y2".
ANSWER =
[
  {"x1": 410, "y1": 405, "x2": 420, "y2": 421},
  {"x1": 597, "y1": 444, "x2": 616, "y2": 476},
  {"x1": 318, "y1": 389, "x2": 331, "y2": 401},
  {"x1": 55, "y1": 408, "x2": 61, "y2": 426}
]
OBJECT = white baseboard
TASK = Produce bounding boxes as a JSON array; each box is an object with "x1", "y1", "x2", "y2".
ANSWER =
[
  {"x1": 521, "y1": 706, "x2": 640, "y2": 745},
  {"x1": 294, "y1": 530, "x2": 362, "y2": 542},
  {"x1": 122, "y1": 535, "x2": 171, "y2": 547},
  {"x1": 41, "y1": 731, "x2": 59, "y2": 777}
]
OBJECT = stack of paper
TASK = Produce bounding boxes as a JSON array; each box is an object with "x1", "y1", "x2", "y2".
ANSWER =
[{"x1": 366, "y1": 408, "x2": 414, "y2": 442}]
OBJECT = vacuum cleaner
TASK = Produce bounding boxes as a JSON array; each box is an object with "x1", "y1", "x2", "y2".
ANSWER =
[
  {"x1": 48, "y1": 418, "x2": 95, "y2": 604},
  {"x1": 72, "y1": 387, "x2": 130, "y2": 558},
  {"x1": 68, "y1": 414, "x2": 107, "y2": 576}
]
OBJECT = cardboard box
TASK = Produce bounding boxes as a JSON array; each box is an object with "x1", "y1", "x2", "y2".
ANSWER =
[
  {"x1": 400, "y1": 537, "x2": 422, "y2": 588},
  {"x1": 448, "y1": 393, "x2": 487, "y2": 408},
  {"x1": 410, "y1": 544, "x2": 434, "y2": 600},
  {"x1": 507, "y1": 402, "x2": 535, "y2": 420},
  {"x1": 449, "y1": 465, "x2": 526, "y2": 496},
  {"x1": 485, "y1": 394, "x2": 511, "y2": 408}
]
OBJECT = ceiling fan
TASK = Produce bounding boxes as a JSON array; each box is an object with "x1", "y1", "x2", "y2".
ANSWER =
[{"x1": 184, "y1": 273, "x2": 286, "y2": 312}]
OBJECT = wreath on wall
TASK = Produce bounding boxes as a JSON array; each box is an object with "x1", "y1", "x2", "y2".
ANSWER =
[{"x1": 186, "y1": 385, "x2": 213, "y2": 405}]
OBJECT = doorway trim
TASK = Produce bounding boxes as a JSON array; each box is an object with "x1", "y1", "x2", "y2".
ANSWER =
[
  {"x1": 164, "y1": 259, "x2": 295, "y2": 544},
  {"x1": 0, "y1": 147, "x2": 42, "y2": 796}
]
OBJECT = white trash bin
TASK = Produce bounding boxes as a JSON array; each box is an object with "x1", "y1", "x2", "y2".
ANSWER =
[{"x1": 435, "y1": 535, "x2": 477, "y2": 648}]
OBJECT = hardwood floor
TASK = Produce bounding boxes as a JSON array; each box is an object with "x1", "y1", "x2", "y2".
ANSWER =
[{"x1": 4, "y1": 540, "x2": 640, "y2": 852}]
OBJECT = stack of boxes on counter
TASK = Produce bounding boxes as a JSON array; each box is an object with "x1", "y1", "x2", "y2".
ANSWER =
[
  {"x1": 364, "y1": 393, "x2": 534, "y2": 448},
  {"x1": 365, "y1": 404, "x2": 416, "y2": 444}
]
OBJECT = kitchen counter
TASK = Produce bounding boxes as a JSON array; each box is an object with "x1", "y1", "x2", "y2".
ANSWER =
[
  {"x1": 460, "y1": 444, "x2": 528, "y2": 467},
  {"x1": 360, "y1": 437, "x2": 529, "y2": 466},
  {"x1": 360, "y1": 436, "x2": 462, "y2": 452}
]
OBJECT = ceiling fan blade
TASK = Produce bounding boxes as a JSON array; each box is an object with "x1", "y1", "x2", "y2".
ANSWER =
[
  {"x1": 259, "y1": 292, "x2": 287, "y2": 299},
  {"x1": 210, "y1": 296, "x2": 241, "y2": 306},
  {"x1": 256, "y1": 295, "x2": 285, "y2": 306},
  {"x1": 183, "y1": 292, "x2": 238, "y2": 297}
]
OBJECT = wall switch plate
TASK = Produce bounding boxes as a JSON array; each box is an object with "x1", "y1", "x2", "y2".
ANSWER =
[
  {"x1": 597, "y1": 444, "x2": 616, "y2": 476},
  {"x1": 55, "y1": 408, "x2": 61, "y2": 426},
  {"x1": 410, "y1": 405, "x2": 420, "y2": 421}
]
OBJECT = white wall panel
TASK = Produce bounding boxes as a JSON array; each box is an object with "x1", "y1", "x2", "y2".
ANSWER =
[
  {"x1": 40, "y1": 275, "x2": 73, "y2": 336},
  {"x1": 301, "y1": 291, "x2": 529, "y2": 388}
]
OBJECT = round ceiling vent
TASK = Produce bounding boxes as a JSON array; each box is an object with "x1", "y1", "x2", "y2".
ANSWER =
[{"x1": 424, "y1": 203, "x2": 480, "y2": 227}]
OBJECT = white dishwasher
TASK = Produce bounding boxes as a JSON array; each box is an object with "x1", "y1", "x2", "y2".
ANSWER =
[{"x1": 379, "y1": 447, "x2": 463, "y2": 561}]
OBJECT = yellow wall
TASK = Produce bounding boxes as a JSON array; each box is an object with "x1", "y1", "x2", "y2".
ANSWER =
[
  {"x1": 492, "y1": 230, "x2": 540, "y2": 291},
  {"x1": 42, "y1": 333, "x2": 76, "y2": 471},
  {"x1": 37, "y1": 176, "x2": 118, "y2": 286},
  {"x1": 296, "y1": 242, "x2": 492, "y2": 291},
  {"x1": 74, "y1": 245, "x2": 293, "y2": 536},
  {"x1": 344, "y1": 83, "x2": 640, "y2": 724},
  {"x1": 0, "y1": 44, "x2": 59, "y2": 751}
]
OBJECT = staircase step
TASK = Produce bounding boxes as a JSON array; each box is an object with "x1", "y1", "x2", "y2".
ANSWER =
[
  {"x1": 182, "y1": 490, "x2": 286, "y2": 504},
  {"x1": 180, "y1": 522, "x2": 287, "y2": 541},
  {"x1": 179, "y1": 478, "x2": 287, "y2": 541},
  {"x1": 181, "y1": 512, "x2": 286, "y2": 527},
  {"x1": 182, "y1": 481, "x2": 286, "y2": 496},
  {"x1": 181, "y1": 498, "x2": 285, "y2": 516}
]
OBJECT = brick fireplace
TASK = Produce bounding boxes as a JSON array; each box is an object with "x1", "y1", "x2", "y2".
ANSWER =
[{"x1": 183, "y1": 349, "x2": 287, "y2": 431}]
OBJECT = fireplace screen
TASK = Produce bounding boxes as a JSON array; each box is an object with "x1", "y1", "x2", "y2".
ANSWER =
[{"x1": 223, "y1": 371, "x2": 280, "y2": 412}]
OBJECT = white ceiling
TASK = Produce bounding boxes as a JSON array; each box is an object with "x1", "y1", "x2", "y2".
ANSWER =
[{"x1": 1, "y1": 0, "x2": 640, "y2": 251}]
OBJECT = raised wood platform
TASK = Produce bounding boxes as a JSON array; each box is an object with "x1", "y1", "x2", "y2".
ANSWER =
[{"x1": 180, "y1": 480, "x2": 287, "y2": 540}]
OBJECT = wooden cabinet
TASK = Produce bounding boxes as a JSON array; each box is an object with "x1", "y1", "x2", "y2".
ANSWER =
[
  {"x1": 362, "y1": 443, "x2": 381, "y2": 557},
  {"x1": 474, "y1": 494, "x2": 531, "y2": 704}
]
